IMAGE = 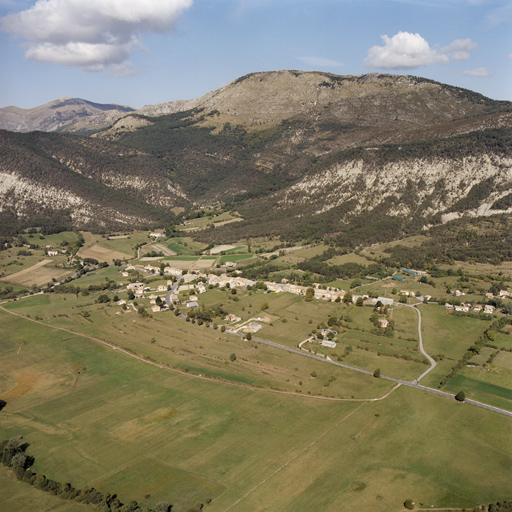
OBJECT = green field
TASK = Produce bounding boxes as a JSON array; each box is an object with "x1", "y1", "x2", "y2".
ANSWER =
[
  {"x1": 1, "y1": 308, "x2": 511, "y2": 512},
  {"x1": 219, "y1": 254, "x2": 254, "y2": 263}
]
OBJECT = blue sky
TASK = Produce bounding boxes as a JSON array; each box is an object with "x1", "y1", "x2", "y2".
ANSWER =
[{"x1": 1, "y1": 0, "x2": 511, "y2": 109}]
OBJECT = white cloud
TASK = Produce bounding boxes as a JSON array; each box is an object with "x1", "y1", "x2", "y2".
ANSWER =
[
  {"x1": 464, "y1": 67, "x2": 493, "y2": 77},
  {"x1": 297, "y1": 56, "x2": 343, "y2": 68},
  {"x1": 1, "y1": 0, "x2": 193, "y2": 74},
  {"x1": 440, "y1": 38, "x2": 477, "y2": 61},
  {"x1": 364, "y1": 32, "x2": 449, "y2": 69}
]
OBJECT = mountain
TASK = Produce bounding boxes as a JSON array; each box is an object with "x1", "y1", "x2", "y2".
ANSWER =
[
  {"x1": 0, "y1": 98, "x2": 135, "y2": 133},
  {"x1": 0, "y1": 71, "x2": 511, "y2": 240}
]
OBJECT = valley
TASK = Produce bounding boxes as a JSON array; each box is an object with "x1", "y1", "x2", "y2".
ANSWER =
[
  {"x1": 1, "y1": 70, "x2": 511, "y2": 512},
  {"x1": 1, "y1": 219, "x2": 512, "y2": 512}
]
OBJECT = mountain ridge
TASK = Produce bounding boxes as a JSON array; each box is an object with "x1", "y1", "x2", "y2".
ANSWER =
[{"x1": 0, "y1": 70, "x2": 511, "y2": 241}]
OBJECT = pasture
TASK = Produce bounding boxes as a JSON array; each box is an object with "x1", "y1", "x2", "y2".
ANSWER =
[{"x1": 0, "y1": 306, "x2": 511, "y2": 512}]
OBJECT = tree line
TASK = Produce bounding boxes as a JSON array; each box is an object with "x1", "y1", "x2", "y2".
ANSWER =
[{"x1": 0, "y1": 435, "x2": 210, "y2": 512}]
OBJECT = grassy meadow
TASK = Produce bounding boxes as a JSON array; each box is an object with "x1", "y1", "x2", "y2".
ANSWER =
[{"x1": 0, "y1": 306, "x2": 511, "y2": 512}]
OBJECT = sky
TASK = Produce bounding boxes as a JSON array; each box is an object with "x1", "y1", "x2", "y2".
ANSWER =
[{"x1": 0, "y1": 0, "x2": 511, "y2": 109}]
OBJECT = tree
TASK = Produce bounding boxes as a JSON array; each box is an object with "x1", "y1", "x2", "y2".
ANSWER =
[
  {"x1": 373, "y1": 368, "x2": 381, "y2": 378},
  {"x1": 229, "y1": 353, "x2": 237, "y2": 362},
  {"x1": 305, "y1": 288, "x2": 314, "y2": 302},
  {"x1": 0, "y1": 400, "x2": 6, "y2": 411},
  {"x1": 155, "y1": 502, "x2": 172, "y2": 512},
  {"x1": 404, "y1": 498, "x2": 414, "y2": 510},
  {"x1": 343, "y1": 291, "x2": 353, "y2": 304},
  {"x1": 455, "y1": 390, "x2": 466, "y2": 402},
  {"x1": 245, "y1": 332, "x2": 252, "y2": 341},
  {"x1": 261, "y1": 302, "x2": 269, "y2": 310},
  {"x1": 356, "y1": 297, "x2": 364, "y2": 307}
]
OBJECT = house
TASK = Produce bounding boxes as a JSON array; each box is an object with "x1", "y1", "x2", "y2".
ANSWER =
[
  {"x1": 197, "y1": 283, "x2": 207, "y2": 294},
  {"x1": 473, "y1": 305, "x2": 482, "y2": 312},
  {"x1": 371, "y1": 297, "x2": 394, "y2": 306},
  {"x1": 164, "y1": 267, "x2": 183, "y2": 277},
  {"x1": 484, "y1": 305, "x2": 495, "y2": 314},
  {"x1": 453, "y1": 290, "x2": 464, "y2": 297},
  {"x1": 225, "y1": 314, "x2": 241, "y2": 323},
  {"x1": 117, "y1": 300, "x2": 126, "y2": 305},
  {"x1": 144, "y1": 265, "x2": 160, "y2": 274},
  {"x1": 151, "y1": 305, "x2": 162, "y2": 313},
  {"x1": 189, "y1": 295, "x2": 198, "y2": 302},
  {"x1": 320, "y1": 339, "x2": 337, "y2": 349},
  {"x1": 445, "y1": 303, "x2": 454, "y2": 309},
  {"x1": 183, "y1": 273, "x2": 197, "y2": 284},
  {"x1": 157, "y1": 285, "x2": 167, "y2": 292},
  {"x1": 149, "y1": 233, "x2": 165, "y2": 238},
  {"x1": 127, "y1": 283, "x2": 145, "y2": 291},
  {"x1": 186, "y1": 301, "x2": 199, "y2": 308},
  {"x1": 379, "y1": 318, "x2": 389, "y2": 328}
]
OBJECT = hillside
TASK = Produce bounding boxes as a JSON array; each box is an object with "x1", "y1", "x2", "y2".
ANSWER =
[
  {"x1": 0, "y1": 98, "x2": 135, "y2": 133},
  {"x1": 0, "y1": 71, "x2": 511, "y2": 238}
]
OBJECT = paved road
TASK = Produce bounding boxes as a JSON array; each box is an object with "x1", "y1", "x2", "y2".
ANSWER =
[
  {"x1": 165, "y1": 275, "x2": 184, "y2": 306},
  {"x1": 225, "y1": 323, "x2": 512, "y2": 418}
]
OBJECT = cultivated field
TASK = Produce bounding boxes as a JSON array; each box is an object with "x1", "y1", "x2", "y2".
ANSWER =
[
  {"x1": 78, "y1": 244, "x2": 132, "y2": 263},
  {"x1": 4, "y1": 259, "x2": 71, "y2": 287}
]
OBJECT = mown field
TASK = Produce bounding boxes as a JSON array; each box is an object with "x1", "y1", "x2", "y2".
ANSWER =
[{"x1": 0, "y1": 305, "x2": 511, "y2": 512}]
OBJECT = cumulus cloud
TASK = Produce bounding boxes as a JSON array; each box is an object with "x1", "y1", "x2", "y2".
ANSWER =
[
  {"x1": 297, "y1": 56, "x2": 343, "y2": 68},
  {"x1": 1, "y1": 0, "x2": 193, "y2": 74},
  {"x1": 364, "y1": 32, "x2": 449, "y2": 69},
  {"x1": 440, "y1": 38, "x2": 477, "y2": 61},
  {"x1": 464, "y1": 67, "x2": 493, "y2": 77}
]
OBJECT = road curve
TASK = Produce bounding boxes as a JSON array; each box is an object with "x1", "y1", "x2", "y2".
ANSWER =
[{"x1": 398, "y1": 303, "x2": 437, "y2": 384}]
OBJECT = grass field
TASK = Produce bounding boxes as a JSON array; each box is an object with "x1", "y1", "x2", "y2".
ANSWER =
[
  {"x1": 0, "y1": 307, "x2": 511, "y2": 512},
  {"x1": 219, "y1": 254, "x2": 254, "y2": 263}
]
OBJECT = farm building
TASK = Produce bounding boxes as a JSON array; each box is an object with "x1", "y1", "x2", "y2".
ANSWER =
[
  {"x1": 401, "y1": 269, "x2": 418, "y2": 276},
  {"x1": 392, "y1": 275, "x2": 405, "y2": 281}
]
